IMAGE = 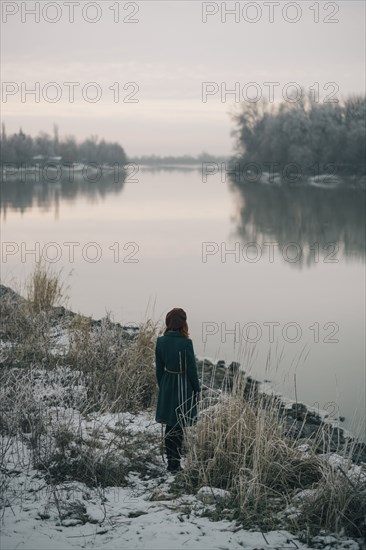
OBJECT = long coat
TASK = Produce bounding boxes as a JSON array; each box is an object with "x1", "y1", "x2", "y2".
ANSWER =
[{"x1": 155, "y1": 331, "x2": 200, "y2": 427}]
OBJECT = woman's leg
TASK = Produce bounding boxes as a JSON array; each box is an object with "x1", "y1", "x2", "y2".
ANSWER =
[
  {"x1": 165, "y1": 424, "x2": 183, "y2": 471},
  {"x1": 165, "y1": 424, "x2": 174, "y2": 464},
  {"x1": 175, "y1": 425, "x2": 184, "y2": 457}
]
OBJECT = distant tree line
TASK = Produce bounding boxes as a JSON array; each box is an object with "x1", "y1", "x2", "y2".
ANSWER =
[
  {"x1": 0, "y1": 124, "x2": 127, "y2": 166},
  {"x1": 231, "y1": 94, "x2": 366, "y2": 175},
  {"x1": 129, "y1": 152, "x2": 230, "y2": 165}
]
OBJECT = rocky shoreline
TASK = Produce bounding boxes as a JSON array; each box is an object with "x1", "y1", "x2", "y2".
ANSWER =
[
  {"x1": 196, "y1": 357, "x2": 366, "y2": 465},
  {"x1": 0, "y1": 283, "x2": 139, "y2": 338}
]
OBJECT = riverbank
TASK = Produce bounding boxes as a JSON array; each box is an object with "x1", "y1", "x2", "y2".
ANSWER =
[
  {"x1": 1, "y1": 283, "x2": 364, "y2": 464},
  {"x1": 1, "y1": 282, "x2": 365, "y2": 549}
]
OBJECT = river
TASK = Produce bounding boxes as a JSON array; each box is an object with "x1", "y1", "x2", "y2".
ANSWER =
[{"x1": 1, "y1": 166, "x2": 365, "y2": 441}]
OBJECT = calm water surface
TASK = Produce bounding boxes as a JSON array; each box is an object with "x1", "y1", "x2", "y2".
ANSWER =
[{"x1": 1, "y1": 168, "x2": 365, "y2": 440}]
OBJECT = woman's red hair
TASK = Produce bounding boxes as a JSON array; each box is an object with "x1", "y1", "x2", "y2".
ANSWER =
[{"x1": 164, "y1": 321, "x2": 189, "y2": 338}]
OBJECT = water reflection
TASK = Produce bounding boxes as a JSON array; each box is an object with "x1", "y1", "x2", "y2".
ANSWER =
[
  {"x1": 230, "y1": 182, "x2": 366, "y2": 268},
  {"x1": 0, "y1": 170, "x2": 126, "y2": 219}
]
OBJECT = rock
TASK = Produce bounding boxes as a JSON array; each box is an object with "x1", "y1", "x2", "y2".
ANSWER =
[
  {"x1": 197, "y1": 486, "x2": 231, "y2": 503},
  {"x1": 0, "y1": 285, "x2": 24, "y2": 301},
  {"x1": 61, "y1": 518, "x2": 83, "y2": 527},
  {"x1": 242, "y1": 377, "x2": 259, "y2": 402},
  {"x1": 343, "y1": 439, "x2": 366, "y2": 465},
  {"x1": 330, "y1": 427, "x2": 345, "y2": 444},
  {"x1": 291, "y1": 402, "x2": 308, "y2": 421},
  {"x1": 306, "y1": 412, "x2": 322, "y2": 425},
  {"x1": 284, "y1": 418, "x2": 317, "y2": 439},
  {"x1": 228, "y1": 361, "x2": 240, "y2": 373}
]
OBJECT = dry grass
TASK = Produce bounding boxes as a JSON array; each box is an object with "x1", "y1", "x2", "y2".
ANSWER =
[
  {"x1": 0, "y1": 293, "x2": 56, "y2": 368},
  {"x1": 181, "y1": 371, "x2": 366, "y2": 538},
  {"x1": 66, "y1": 314, "x2": 158, "y2": 413},
  {"x1": 0, "y1": 262, "x2": 70, "y2": 367},
  {"x1": 1, "y1": 262, "x2": 158, "y2": 414},
  {"x1": 291, "y1": 457, "x2": 366, "y2": 540},
  {"x1": 26, "y1": 260, "x2": 68, "y2": 314}
]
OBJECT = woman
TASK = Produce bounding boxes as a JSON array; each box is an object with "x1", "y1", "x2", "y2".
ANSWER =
[{"x1": 155, "y1": 308, "x2": 200, "y2": 473}]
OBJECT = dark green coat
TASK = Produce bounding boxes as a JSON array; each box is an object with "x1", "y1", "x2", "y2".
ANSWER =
[{"x1": 155, "y1": 331, "x2": 200, "y2": 427}]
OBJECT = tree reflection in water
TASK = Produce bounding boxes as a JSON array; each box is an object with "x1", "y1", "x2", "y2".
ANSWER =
[
  {"x1": 0, "y1": 169, "x2": 126, "y2": 219},
  {"x1": 229, "y1": 181, "x2": 366, "y2": 269}
]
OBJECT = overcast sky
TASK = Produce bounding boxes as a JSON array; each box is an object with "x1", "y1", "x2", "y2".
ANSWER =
[{"x1": 2, "y1": 0, "x2": 365, "y2": 156}]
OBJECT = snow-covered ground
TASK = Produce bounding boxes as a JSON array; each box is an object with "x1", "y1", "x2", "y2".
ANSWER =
[
  {"x1": 1, "y1": 407, "x2": 364, "y2": 550},
  {"x1": 0, "y1": 465, "x2": 321, "y2": 550},
  {"x1": 0, "y1": 319, "x2": 365, "y2": 550}
]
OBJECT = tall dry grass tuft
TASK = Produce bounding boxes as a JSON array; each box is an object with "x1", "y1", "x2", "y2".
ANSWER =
[
  {"x1": 114, "y1": 318, "x2": 158, "y2": 412},
  {"x1": 182, "y1": 369, "x2": 365, "y2": 535},
  {"x1": 0, "y1": 262, "x2": 70, "y2": 368},
  {"x1": 67, "y1": 315, "x2": 159, "y2": 413},
  {"x1": 0, "y1": 289, "x2": 55, "y2": 368},
  {"x1": 26, "y1": 260, "x2": 68, "y2": 314}
]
